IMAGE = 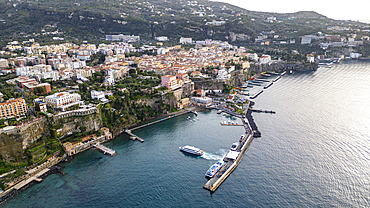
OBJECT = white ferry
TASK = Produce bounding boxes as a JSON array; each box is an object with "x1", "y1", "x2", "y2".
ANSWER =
[
  {"x1": 205, "y1": 161, "x2": 224, "y2": 178},
  {"x1": 179, "y1": 145, "x2": 204, "y2": 156}
]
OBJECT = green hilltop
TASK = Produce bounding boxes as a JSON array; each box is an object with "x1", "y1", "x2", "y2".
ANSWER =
[{"x1": 0, "y1": 0, "x2": 368, "y2": 45}]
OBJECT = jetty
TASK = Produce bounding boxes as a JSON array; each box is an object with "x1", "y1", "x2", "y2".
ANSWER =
[
  {"x1": 250, "y1": 108, "x2": 276, "y2": 114},
  {"x1": 263, "y1": 82, "x2": 273, "y2": 89},
  {"x1": 220, "y1": 123, "x2": 244, "y2": 126},
  {"x1": 125, "y1": 130, "x2": 144, "y2": 142},
  {"x1": 250, "y1": 90, "x2": 263, "y2": 99},
  {"x1": 203, "y1": 116, "x2": 254, "y2": 192},
  {"x1": 94, "y1": 143, "x2": 116, "y2": 156}
]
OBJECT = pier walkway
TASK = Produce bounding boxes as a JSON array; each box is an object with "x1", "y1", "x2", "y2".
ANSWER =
[
  {"x1": 123, "y1": 108, "x2": 197, "y2": 143},
  {"x1": 94, "y1": 143, "x2": 116, "y2": 156}
]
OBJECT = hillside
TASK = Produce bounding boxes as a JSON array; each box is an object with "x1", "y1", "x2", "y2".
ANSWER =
[{"x1": 0, "y1": 0, "x2": 368, "y2": 45}]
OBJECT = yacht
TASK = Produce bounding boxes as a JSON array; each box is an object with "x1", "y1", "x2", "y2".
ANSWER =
[
  {"x1": 205, "y1": 161, "x2": 224, "y2": 178},
  {"x1": 179, "y1": 145, "x2": 204, "y2": 156}
]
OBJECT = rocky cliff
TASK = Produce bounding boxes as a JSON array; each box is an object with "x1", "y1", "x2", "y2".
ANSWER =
[{"x1": 0, "y1": 118, "x2": 50, "y2": 162}]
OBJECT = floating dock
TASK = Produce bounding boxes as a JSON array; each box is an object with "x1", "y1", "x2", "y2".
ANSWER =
[{"x1": 94, "y1": 143, "x2": 116, "y2": 156}]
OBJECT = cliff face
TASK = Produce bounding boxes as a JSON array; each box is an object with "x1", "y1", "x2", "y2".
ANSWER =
[
  {"x1": 0, "y1": 118, "x2": 50, "y2": 162},
  {"x1": 51, "y1": 112, "x2": 102, "y2": 136}
]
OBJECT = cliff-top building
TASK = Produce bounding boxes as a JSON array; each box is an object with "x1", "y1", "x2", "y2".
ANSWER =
[
  {"x1": 45, "y1": 92, "x2": 82, "y2": 111},
  {"x1": 0, "y1": 98, "x2": 28, "y2": 119}
]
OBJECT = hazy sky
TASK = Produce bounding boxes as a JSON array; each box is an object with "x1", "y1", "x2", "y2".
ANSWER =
[{"x1": 211, "y1": 0, "x2": 370, "y2": 21}]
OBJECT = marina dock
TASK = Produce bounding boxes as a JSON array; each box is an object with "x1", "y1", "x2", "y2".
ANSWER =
[
  {"x1": 250, "y1": 90, "x2": 263, "y2": 99},
  {"x1": 94, "y1": 143, "x2": 116, "y2": 156}
]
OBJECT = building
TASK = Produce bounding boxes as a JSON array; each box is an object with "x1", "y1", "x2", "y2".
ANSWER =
[
  {"x1": 0, "y1": 59, "x2": 9, "y2": 68},
  {"x1": 259, "y1": 55, "x2": 271, "y2": 64},
  {"x1": 105, "y1": 34, "x2": 140, "y2": 42},
  {"x1": 176, "y1": 73, "x2": 190, "y2": 83},
  {"x1": 35, "y1": 101, "x2": 47, "y2": 112},
  {"x1": 91, "y1": 90, "x2": 106, "y2": 100},
  {"x1": 301, "y1": 36, "x2": 312, "y2": 44},
  {"x1": 350, "y1": 53, "x2": 362, "y2": 59},
  {"x1": 191, "y1": 97, "x2": 213, "y2": 107},
  {"x1": 0, "y1": 98, "x2": 28, "y2": 119},
  {"x1": 307, "y1": 54, "x2": 315, "y2": 63},
  {"x1": 12, "y1": 76, "x2": 52, "y2": 95},
  {"x1": 190, "y1": 71, "x2": 201, "y2": 77},
  {"x1": 45, "y1": 92, "x2": 81, "y2": 109},
  {"x1": 155, "y1": 36, "x2": 168, "y2": 42},
  {"x1": 161, "y1": 75, "x2": 178, "y2": 89},
  {"x1": 179, "y1": 37, "x2": 193, "y2": 44}
]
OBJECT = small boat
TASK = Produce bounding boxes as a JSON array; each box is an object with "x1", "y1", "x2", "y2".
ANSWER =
[
  {"x1": 230, "y1": 142, "x2": 239, "y2": 151},
  {"x1": 187, "y1": 116, "x2": 191, "y2": 119},
  {"x1": 194, "y1": 111, "x2": 198, "y2": 116},
  {"x1": 205, "y1": 161, "x2": 224, "y2": 178},
  {"x1": 179, "y1": 145, "x2": 204, "y2": 156}
]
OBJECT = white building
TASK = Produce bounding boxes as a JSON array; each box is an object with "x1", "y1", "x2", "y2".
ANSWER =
[
  {"x1": 91, "y1": 90, "x2": 106, "y2": 100},
  {"x1": 191, "y1": 97, "x2": 213, "y2": 106},
  {"x1": 307, "y1": 55, "x2": 315, "y2": 63},
  {"x1": 259, "y1": 55, "x2": 271, "y2": 64},
  {"x1": 248, "y1": 53, "x2": 259, "y2": 62},
  {"x1": 105, "y1": 34, "x2": 140, "y2": 42},
  {"x1": 45, "y1": 92, "x2": 81, "y2": 109},
  {"x1": 179, "y1": 37, "x2": 193, "y2": 44},
  {"x1": 217, "y1": 69, "x2": 231, "y2": 80},
  {"x1": 155, "y1": 36, "x2": 168, "y2": 42},
  {"x1": 157, "y1": 48, "x2": 169, "y2": 55},
  {"x1": 350, "y1": 53, "x2": 362, "y2": 59}
]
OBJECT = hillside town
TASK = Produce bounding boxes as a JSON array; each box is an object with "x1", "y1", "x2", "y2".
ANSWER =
[{"x1": 0, "y1": 33, "x2": 367, "y2": 197}]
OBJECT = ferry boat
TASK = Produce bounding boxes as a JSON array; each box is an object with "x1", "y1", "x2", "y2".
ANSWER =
[
  {"x1": 205, "y1": 161, "x2": 224, "y2": 178},
  {"x1": 179, "y1": 145, "x2": 204, "y2": 156}
]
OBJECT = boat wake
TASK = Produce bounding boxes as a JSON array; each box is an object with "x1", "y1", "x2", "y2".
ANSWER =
[{"x1": 201, "y1": 151, "x2": 227, "y2": 161}]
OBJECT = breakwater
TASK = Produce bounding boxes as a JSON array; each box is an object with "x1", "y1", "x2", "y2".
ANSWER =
[
  {"x1": 246, "y1": 101, "x2": 261, "y2": 137},
  {"x1": 203, "y1": 111, "x2": 254, "y2": 192}
]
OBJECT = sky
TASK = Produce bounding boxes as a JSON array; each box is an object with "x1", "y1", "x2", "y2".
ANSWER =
[{"x1": 211, "y1": 0, "x2": 370, "y2": 22}]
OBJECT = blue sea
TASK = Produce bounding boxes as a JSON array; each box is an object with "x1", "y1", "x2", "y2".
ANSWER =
[{"x1": 3, "y1": 60, "x2": 370, "y2": 207}]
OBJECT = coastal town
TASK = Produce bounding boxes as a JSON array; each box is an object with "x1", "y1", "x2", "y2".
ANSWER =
[{"x1": 0, "y1": 30, "x2": 369, "y2": 202}]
